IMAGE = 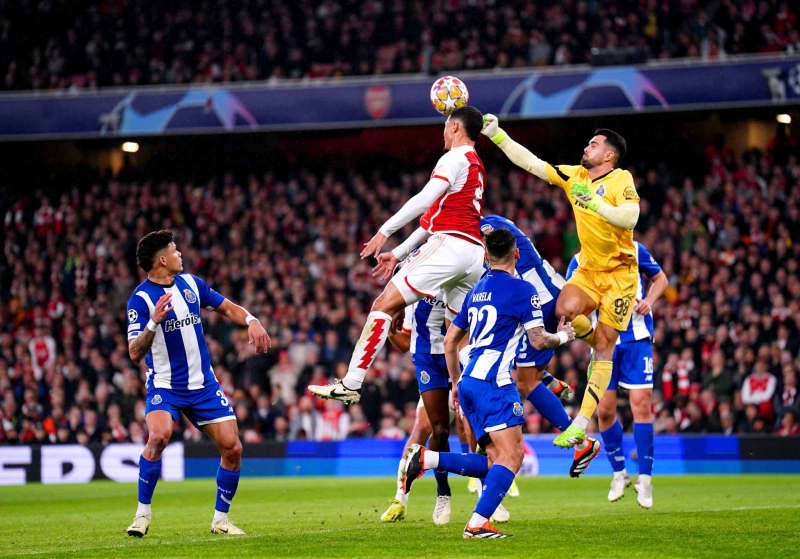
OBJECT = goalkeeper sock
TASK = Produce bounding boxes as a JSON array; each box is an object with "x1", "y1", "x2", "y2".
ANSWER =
[
  {"x1": 474, "y1": 465, "x2": 515, "y2": 523},
  {"x1": 435, "y1": 452, "x2": 489, "y2": 478},
  {"x1": 601, "y1": 420, "x2": 626, "y2": 473},
  {"x1": 577, "y1": 360, "x2": 613, "y2": 426},
  {"x1": 137, "y1": 455, "x2": 161, "y2": 506},
  {"x1": 527, "y1": 383, "x2": 570, "y2": 431},
  {"x1": 572, "y1": 314, "x2": 595, "y2": 346},
  {"x1": 342, "y1": 311, "x2": 392, "y2": 390},
  {"x1": 215, "y1": 465, "x2": 240, "y2": 513},
  {"x1": 634, "y1": 422, "x2": 654, "y2": 476}
]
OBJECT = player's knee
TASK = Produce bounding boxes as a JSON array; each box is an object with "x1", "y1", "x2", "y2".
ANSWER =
[
  {"x1": 597, "y1": 405, "x2": 616, "y2": 426},
  {"x1": 146, "y1": 431, "x2": 170, "y2": 454},
  {"x1": 430, "y1": 422, "x2": 450, "y2": 445}
]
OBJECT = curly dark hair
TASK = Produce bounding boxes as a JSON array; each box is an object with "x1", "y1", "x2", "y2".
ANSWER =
[{"x1": 136, "y1": 230, "x2": 174, "y2": 271}]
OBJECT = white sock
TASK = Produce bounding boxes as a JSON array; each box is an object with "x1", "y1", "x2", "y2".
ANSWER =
[
  {"x1": 394, "y1": 456, "x2": 407, "y2": 503},
  {"x1": 343, "y1": 311, "x2": 392, "y2": 389},
  {"x1": 468, "y1": 512, "x2": 488, "y2": 528},
  {"x1": 136, "y1": 502, "x2": 151, "y2": 517},
  {"x1": 576, "y1": 439, "x2": 589, "y2": 450},
  {"x1": 573, "y1": 415, "x2": 590, "y2": 430},
  {"x1": 422, "y1": 450, "x2": 439, "y2": 470},
  {"x1": 476, "y1": 481, "x2": 484, "y2": 497},
  {"x1": 213, "y1": 510, "x2": 227, "y2": 523},
  {"x1": 638, "y1": 474, "x2": 652, "y2": 484},
  {"x1": 614, "y1": 468, "x2": 628, "y2": 479}
]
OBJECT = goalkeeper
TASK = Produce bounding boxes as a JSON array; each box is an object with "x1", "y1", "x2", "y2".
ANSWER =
[{"x1": 481, "y1": 115, "x2": 640, "y2": 450}]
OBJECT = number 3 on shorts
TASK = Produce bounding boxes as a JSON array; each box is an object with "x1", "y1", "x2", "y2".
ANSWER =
[{"x1": 216, "y1": 389, "x2": 229, "y2": 407}]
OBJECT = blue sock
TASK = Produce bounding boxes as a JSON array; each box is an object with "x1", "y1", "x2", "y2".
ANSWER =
[
  {"x1": 634, "y1": 422, "x2": 654, "y2": 475},
  {"x1": 436, "y1": 452, "x2": 489, "y2": 477},
  {"x1": 475, "y1": 464, "x2": 515, "y2": 519},
  {"x1": 215, "y1": 465, "x2": 240, "y2": 513},
  {"x1": 601, "y1": 420, "x2": 625, "y2": 473},
  {"x1": 528, "y1": 383, "x2": 570, "y2": 431},
  {"x1": 137, "y1": 455, "x2": 161, "y2": 504},
  {"x1": 460, "y1": 442, "x2": 470, "y2": 453}
]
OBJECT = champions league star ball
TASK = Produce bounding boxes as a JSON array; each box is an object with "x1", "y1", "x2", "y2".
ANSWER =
[{"x1": 429, "y1": 76, "x2": 469, "y2": 115}]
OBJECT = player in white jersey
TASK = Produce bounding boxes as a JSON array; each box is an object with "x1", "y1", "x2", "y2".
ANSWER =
[
  {"x1": 309, "y1": 106, "x2": 487, "y2": 404},
  {"x1": 567, "y1": 241, "x2": 667, "y2": 507},
  {"x1": 125, "y1": 231, "x2": 270, "y2": 537}
]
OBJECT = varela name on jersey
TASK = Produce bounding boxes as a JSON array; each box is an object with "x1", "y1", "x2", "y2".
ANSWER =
[
  {"x1": 453, "y1": 270, "x2": 543, "y2": 387},
  {"x1": 127, "y1": 273, "x2": 224, "y2": 391}
]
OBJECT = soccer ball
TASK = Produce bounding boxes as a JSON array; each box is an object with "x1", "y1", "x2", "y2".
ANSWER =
[{"x1": 429, "y1": 76, "x2": 469, "y2": 116}]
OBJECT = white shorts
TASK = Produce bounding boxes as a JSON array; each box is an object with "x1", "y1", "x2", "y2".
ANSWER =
[{"x1": 392, "y1": 233, "x2": 485, "y2": 320}]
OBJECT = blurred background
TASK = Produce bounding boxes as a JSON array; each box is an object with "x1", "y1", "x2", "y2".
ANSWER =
[{"x1": 1, "y1": 0, "x2": 799, "y2": 481}]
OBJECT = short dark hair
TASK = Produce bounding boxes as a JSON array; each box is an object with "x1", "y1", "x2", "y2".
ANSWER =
[
  {"x1": 485, "y1": 228, "x2": 516, "y2": 261},
  {"x1": 136, "y1": 230, "x2": 174, "y2": 271},
  {"x1": 451, "y1": 106, "x2": 484, "y2": 141},
  {"x1": 594, "y1": 128, "x2": 626, "y2": 164}
]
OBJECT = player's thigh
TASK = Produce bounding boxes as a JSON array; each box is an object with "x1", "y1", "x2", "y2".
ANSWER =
[
  {"x1": 515, "y1": 365, "x2": 544, "y2": 397},
  {"x1": 145, "y1": 409, "x2": 175, "y2": 444},
  {"x1": 558, "y1": 269, "x2": 600, "y2": 318},
  {"x1": 391, "y1": 234, "x2": 480, "y2": 307},
  {"x1": 596, "y1": 266, "x2": 637, "y2": 332},
  {"x1": 371, "y1": 281, "x2": 410, "y2": 315},
  {"x1": 203, "y1": 417, "x2": 240, "y2": 452}
]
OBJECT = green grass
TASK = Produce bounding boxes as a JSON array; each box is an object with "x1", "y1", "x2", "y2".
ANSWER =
[{"x1": 1, "y1": 475, "x2": 799, "y2": 558}]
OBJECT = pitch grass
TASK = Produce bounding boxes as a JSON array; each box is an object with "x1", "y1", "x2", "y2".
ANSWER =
[{"x1": 2, "y1": 475, "x2": 799, "y2": 558}]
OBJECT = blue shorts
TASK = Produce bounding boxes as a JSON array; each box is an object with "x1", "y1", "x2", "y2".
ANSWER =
[
  {"x1": 145, "y1": 381, "x2": 236, "y2": 428},
  {"x1": 515, "y1": 297, "x2": 559, "y2": 367},
  {"x1": 458, "y1": 376, "x2": 524, "y2": 443},
  {"x1": 413, "y1": 353, "x2": 449, "y2": 393},
  {"x1": 608, "y1": 339, "x2": 654, "y2": 390}
]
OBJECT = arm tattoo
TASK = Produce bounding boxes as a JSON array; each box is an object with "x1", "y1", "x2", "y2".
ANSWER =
[
  {"x1": 129, "y1": 329, "x2": 156, "y2": 362},
  {"x1": 529, "y1": 326, "x2": 560, "y2": 350}
]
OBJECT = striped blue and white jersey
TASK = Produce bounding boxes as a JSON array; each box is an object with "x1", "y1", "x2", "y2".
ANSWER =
[
  {"x1": 402, "y1": 294, "x2": 447, "y2": 355},
  {"x1": 453, "y1": 270, "x2": 543, "y2": 387},
  {"x1": 126, "y1": 274, "x2": 225, "y2": 391},
  {"x1": 566, "y1": 241, "x2": 662, "y2": 343},
  {"x1": 479, "y1": 214, "x2": 565, "y2": 305}
]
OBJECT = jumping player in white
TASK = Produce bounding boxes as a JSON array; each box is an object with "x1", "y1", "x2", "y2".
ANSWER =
[
  {"x1": 567, "y1": 241, "x2": 667, "y2": 507},
  {"x1": 125, "y1": 230, "x2": 270, "y2": 537},
  {"x1": 309, "y1": 106, "x2": 487, "y2": 404}
]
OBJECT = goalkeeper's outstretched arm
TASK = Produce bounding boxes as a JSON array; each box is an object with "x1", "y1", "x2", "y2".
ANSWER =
[{"x1": 480, "y1": 114, "x2": 549, "y2": 181}]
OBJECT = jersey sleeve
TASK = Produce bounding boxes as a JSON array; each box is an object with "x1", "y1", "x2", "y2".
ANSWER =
[
  {"x1": 637, "y1": 244, "x2": 662, "y2": 278},
  {"x1": 451, "y1": 294, "x2": 471, "y2": 331},
  {"x1": 608, "y1": 170, "x2": 639, "y2": 205},
  {"x1": 565, "y1": 254, "x2": 579, "y2": 280},
  {"x1": 431, "y1": 150, "x2": 465, "y2": 185},
  {"x1": 126, "y1": 294, "x2": 151, "y2": 341},
  {"x1": 193, "y1": 275, "x2": 225, "y2": 309},
  {"x1": 545, "y1": 164, "x2": 579, "y2": 190},
  {"x1": 520, "y1": 282, "x2": 544, "y2": 331}
]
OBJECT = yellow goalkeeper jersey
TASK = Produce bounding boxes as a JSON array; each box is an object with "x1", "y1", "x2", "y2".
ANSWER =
[{"x1": 545, "y1": 164, "x2": 639, "y2": 272}]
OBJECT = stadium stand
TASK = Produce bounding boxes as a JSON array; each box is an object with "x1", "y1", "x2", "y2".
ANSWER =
[
  {"x1": 1, "y1": 131, "x2": 798, "y2": 445},
  {"x1": 1, "y1": 0, "x2": 798, "y2": 90}
]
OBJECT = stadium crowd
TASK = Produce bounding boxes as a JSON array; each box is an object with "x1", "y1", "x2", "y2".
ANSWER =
[
  {"x1": 1, "y1": 0, "x2": 799, "y2": 90},
  {"x1": 1, "y1": 132, "x2": 799, "y2": 446}
]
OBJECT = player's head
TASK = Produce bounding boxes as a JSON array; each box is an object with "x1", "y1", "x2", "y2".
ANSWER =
[
  {"x1": 581, "y1": 128, "x2": 626, "y2": 169},
  {"x1": 136, "y1": 229, "x2": 183, "y2": 274},
  {"x1": 444, "y1": 106, "x2": 483, "y2": 149},
  {"x1": 484, "y1": 227, "x2": 519, "y2": 267}
]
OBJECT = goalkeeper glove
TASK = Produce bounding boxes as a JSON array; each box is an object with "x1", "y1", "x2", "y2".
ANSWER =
[
  {"x1": 480, "y1": 113, "x2": 508, "y2": 145},
  {"x1": 570, "y1": 182, "x2": 599, "y2": 213}
]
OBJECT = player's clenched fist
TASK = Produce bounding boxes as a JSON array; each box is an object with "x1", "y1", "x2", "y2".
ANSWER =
[{"x1": 557, "y1": 316, "x2": 576, "y2": 342}]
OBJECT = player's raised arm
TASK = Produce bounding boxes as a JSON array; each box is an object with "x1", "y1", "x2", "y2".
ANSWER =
[
  {"x1": 480, "y1": 113, "x2": 553, "y2": 181},
  {"x1": 214, "y1": 299, "x2": 271, "y2": 353},
  {"x1": 360, "y1": 177, "x2": 450, "y2": 260}
]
